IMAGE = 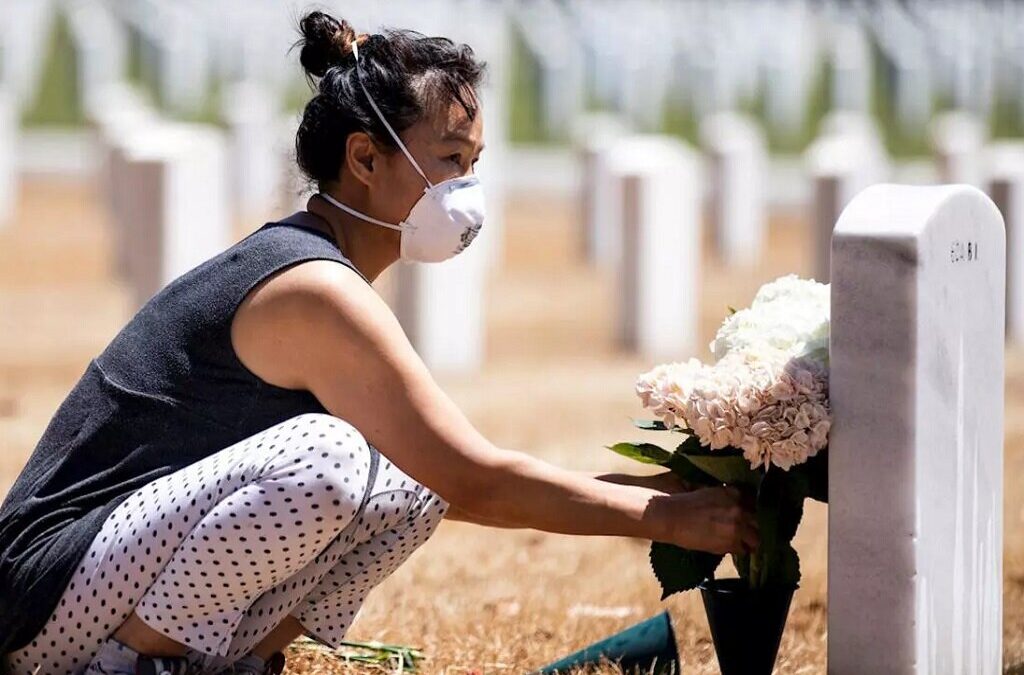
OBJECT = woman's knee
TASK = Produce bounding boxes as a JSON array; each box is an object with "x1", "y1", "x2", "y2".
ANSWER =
[{"x1": 266, "y1": 413, "x2": 378, "y2": 516}]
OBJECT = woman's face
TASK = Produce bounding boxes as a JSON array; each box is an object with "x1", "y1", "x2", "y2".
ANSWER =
[{"x1": 364, "y1": 96, "x2": 485, "y2": 226}]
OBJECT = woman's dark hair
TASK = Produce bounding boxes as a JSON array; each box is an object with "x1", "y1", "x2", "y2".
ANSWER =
[{"x1": 294, "y1": 11, "x2": 486, "y2": 186}]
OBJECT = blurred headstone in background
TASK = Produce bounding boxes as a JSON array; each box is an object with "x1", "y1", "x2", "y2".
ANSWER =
[
  {"x1": 607, "y1": 135, "x2": 701, "y2": 360},
  {"x1": 699, "y1": 111, "x2": 767, "y2": 265},
  {"x1": 930, "y1": 110, "x2": 986, "y2": 188},
  {"x1": 390, "y1": 244, "x2": 489, "y2": 375},
  {"x1": 222, "y1": 80, "x2": 283, "y2": 224},
  {"x1": 111, "y1": 122, "x2": 229, "y2": 308},
  {"x1": 276, "y1": 113, "x2": 311, "y2": 218},
  {"x1": 66, "y1": 0, "x2": 128, "y2": 116},
  {"x1": 0, "y1": 0, "x2": 57, "y2": 110},
  {"x1": 868, "y1": 2, "x2": 934, "y2": 138},
  {"x1": 573, "y1": 112, "x2": 630, "y2": 266},
  {"x1": 511, "y1": 0, "x2": 585, "y2": 142},
  {"x1": 986, "y1": 141, "x2": 1024, "y2": 343},
  {"x1": 87, "y1": 82, "x2": 158, "y2": 278},
  {"x1": 806, "y1": 112, "x2": 891, "y2": 282},
  {"x1": 828, "y1": 19, "x2": 872, "y2": 114},
  {"x1": 760, "y1": 2, "x2": 818, "y2": 144},
  {"x1": 0, "y1": 89, "x2": 16, "y2": 228}
]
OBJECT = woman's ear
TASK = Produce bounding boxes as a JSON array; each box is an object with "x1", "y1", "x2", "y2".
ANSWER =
[{"x1": 344, "y1": 131, "x2": 377, "y2": 187}]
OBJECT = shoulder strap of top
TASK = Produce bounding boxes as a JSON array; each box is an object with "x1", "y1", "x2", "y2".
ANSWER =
[{"x1": 261, "y1": 211, "x2": 372, "y2": 286}]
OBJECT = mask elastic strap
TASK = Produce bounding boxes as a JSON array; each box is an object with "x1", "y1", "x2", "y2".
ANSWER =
[
  {"x1": 318, "y1": 191, "x2": 406, "y2": 232},
  {"x1": 352, "y1": 40, "x2": 433, "y2": 188}
]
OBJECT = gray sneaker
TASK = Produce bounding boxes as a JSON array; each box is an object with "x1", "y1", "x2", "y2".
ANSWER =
[
  {"x1": 221, "y1": 652, "x2": 285, "y2": 675},
  {"x1": 83, "y1": 640, "x2": 200, "y2": 675},
  {"x1": 134, "y1": 655, "x2": 198, "y2": 675}
]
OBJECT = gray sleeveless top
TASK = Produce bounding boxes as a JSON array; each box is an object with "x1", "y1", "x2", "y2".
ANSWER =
[{"x1": 0, "y1": 214, "x2": 369, "y2": 653}]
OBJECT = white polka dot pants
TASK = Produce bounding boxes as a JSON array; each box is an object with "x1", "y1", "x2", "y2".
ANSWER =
[{"x1": 5, "y1": 413, "x2": 449, "y2": 675}]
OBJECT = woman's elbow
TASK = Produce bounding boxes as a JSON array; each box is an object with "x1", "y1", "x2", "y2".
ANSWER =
[{"x1": 439, "y1": 447, "x2": 524, "y2": 525}]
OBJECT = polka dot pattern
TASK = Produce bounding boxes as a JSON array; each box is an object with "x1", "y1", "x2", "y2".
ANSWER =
[{"x1": 5, "y1": 413, "x2": 449, "y2": 675}]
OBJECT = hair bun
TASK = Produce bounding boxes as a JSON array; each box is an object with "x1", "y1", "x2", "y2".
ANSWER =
[{"x1": 298, "y1": 11, "x2": 366, "y2": 79}]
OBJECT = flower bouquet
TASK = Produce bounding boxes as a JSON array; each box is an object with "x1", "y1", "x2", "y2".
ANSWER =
[{"x1": 609, "y1": 275, "x2": 830, "y2": 674}]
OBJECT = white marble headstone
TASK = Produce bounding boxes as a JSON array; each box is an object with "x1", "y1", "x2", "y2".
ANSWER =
[
  {"x1": 829, "y1": 183, "x2": 1004, "y2": 674},
  {"x1": 608, "y1": 135, "x2": 701, "y2": 359},
  {"x1": 699, "y1": 111, "x2": 767, "y2": 265}
]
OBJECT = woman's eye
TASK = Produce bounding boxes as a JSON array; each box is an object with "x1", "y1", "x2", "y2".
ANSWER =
[{"x1": 447, "y1": 154, "x2": 462, "y2": 165}]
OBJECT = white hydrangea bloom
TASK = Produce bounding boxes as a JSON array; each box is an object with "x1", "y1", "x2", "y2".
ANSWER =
[
  {"x1": 636, "y1": 275, "x2": 831, "y2": 471},
  {"x1": 710, "y1": 274, "x2": 830, "y2": 367}
]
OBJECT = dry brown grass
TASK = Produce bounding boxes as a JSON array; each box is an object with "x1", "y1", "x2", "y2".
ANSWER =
[{"x1": 0, "y1": 179, "x2": 1020, "y2": 673}]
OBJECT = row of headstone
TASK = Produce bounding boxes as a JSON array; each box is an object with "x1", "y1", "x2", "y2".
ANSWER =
[
  {"x1": 520, "y1": 0, "x2": 1024, "y2": 143},
  {"x1": 830, "y1": 183, "x2": 1004, "y2": 674}
]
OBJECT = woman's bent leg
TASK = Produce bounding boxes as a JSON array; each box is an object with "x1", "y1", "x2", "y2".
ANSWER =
[
  {"x1": 214, "y1": 454, "x2": 449, "y2": 660},
  {"x1": 6, "y1": 413, "x2": 376, "y2": 675}
]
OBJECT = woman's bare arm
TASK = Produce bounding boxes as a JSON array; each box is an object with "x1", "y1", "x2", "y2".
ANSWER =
[{"x1": 232, "y1": 261, "x2": 755, "y2": 552}]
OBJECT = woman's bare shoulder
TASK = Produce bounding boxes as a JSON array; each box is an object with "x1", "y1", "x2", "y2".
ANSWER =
[{"x1": 231, "y1": 259, "x2": 400, "y2": 389}]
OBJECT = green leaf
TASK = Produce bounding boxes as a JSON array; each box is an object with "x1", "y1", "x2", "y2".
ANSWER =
[
  {"x1": 675, "y1": 434, "x2": 707, "y2": 454},
  {"x1": 605, "y1": 442, "x2": 673, "y2": 465},
  {"x1": 631, "y1": 418, "x2": 670, "y2": 432},
  {"x1": 664, "y1": 453, "x2": 721, "y2": 487},
  {"x1": 649, "y1": 542, "x2": 724, "y2": 599},
  {"x1": 684, "y1": 454, "x2": 762, "y2": 486}
]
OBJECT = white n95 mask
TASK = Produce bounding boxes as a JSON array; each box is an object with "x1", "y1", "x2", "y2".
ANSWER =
[{"x1": 318, "y1": 40, "x2": 485, "y2": 263}]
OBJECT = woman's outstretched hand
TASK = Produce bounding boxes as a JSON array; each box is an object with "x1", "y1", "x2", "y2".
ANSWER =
[{"x1": 653, "y1": 485, "x2": 760, "y2": 555}]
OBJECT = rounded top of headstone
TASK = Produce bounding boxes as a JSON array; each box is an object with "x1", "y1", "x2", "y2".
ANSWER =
[
  {"x1": 602, "y1": 134, "x2": 699, "y2": 174},
  {"x1": 571, "y1": 112, "x2": 630, "y2": 151},
  {"x1": 929, "y1": 110, "x2": 986, "y2": 152},
  {"x1": 833, "y1": 183, "x2": 1005, "y2": 242},
  {"x1": 698, "y1": 111, "x2": 765, "y2": 153},
  {"x1": 983, "y1": 141, "x2": 1024, "y2": 181}
]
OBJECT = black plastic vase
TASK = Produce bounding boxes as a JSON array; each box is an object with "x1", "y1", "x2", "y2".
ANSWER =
[{"x1": 699, "y1": 578, "x2": 795, "y2": 675}]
